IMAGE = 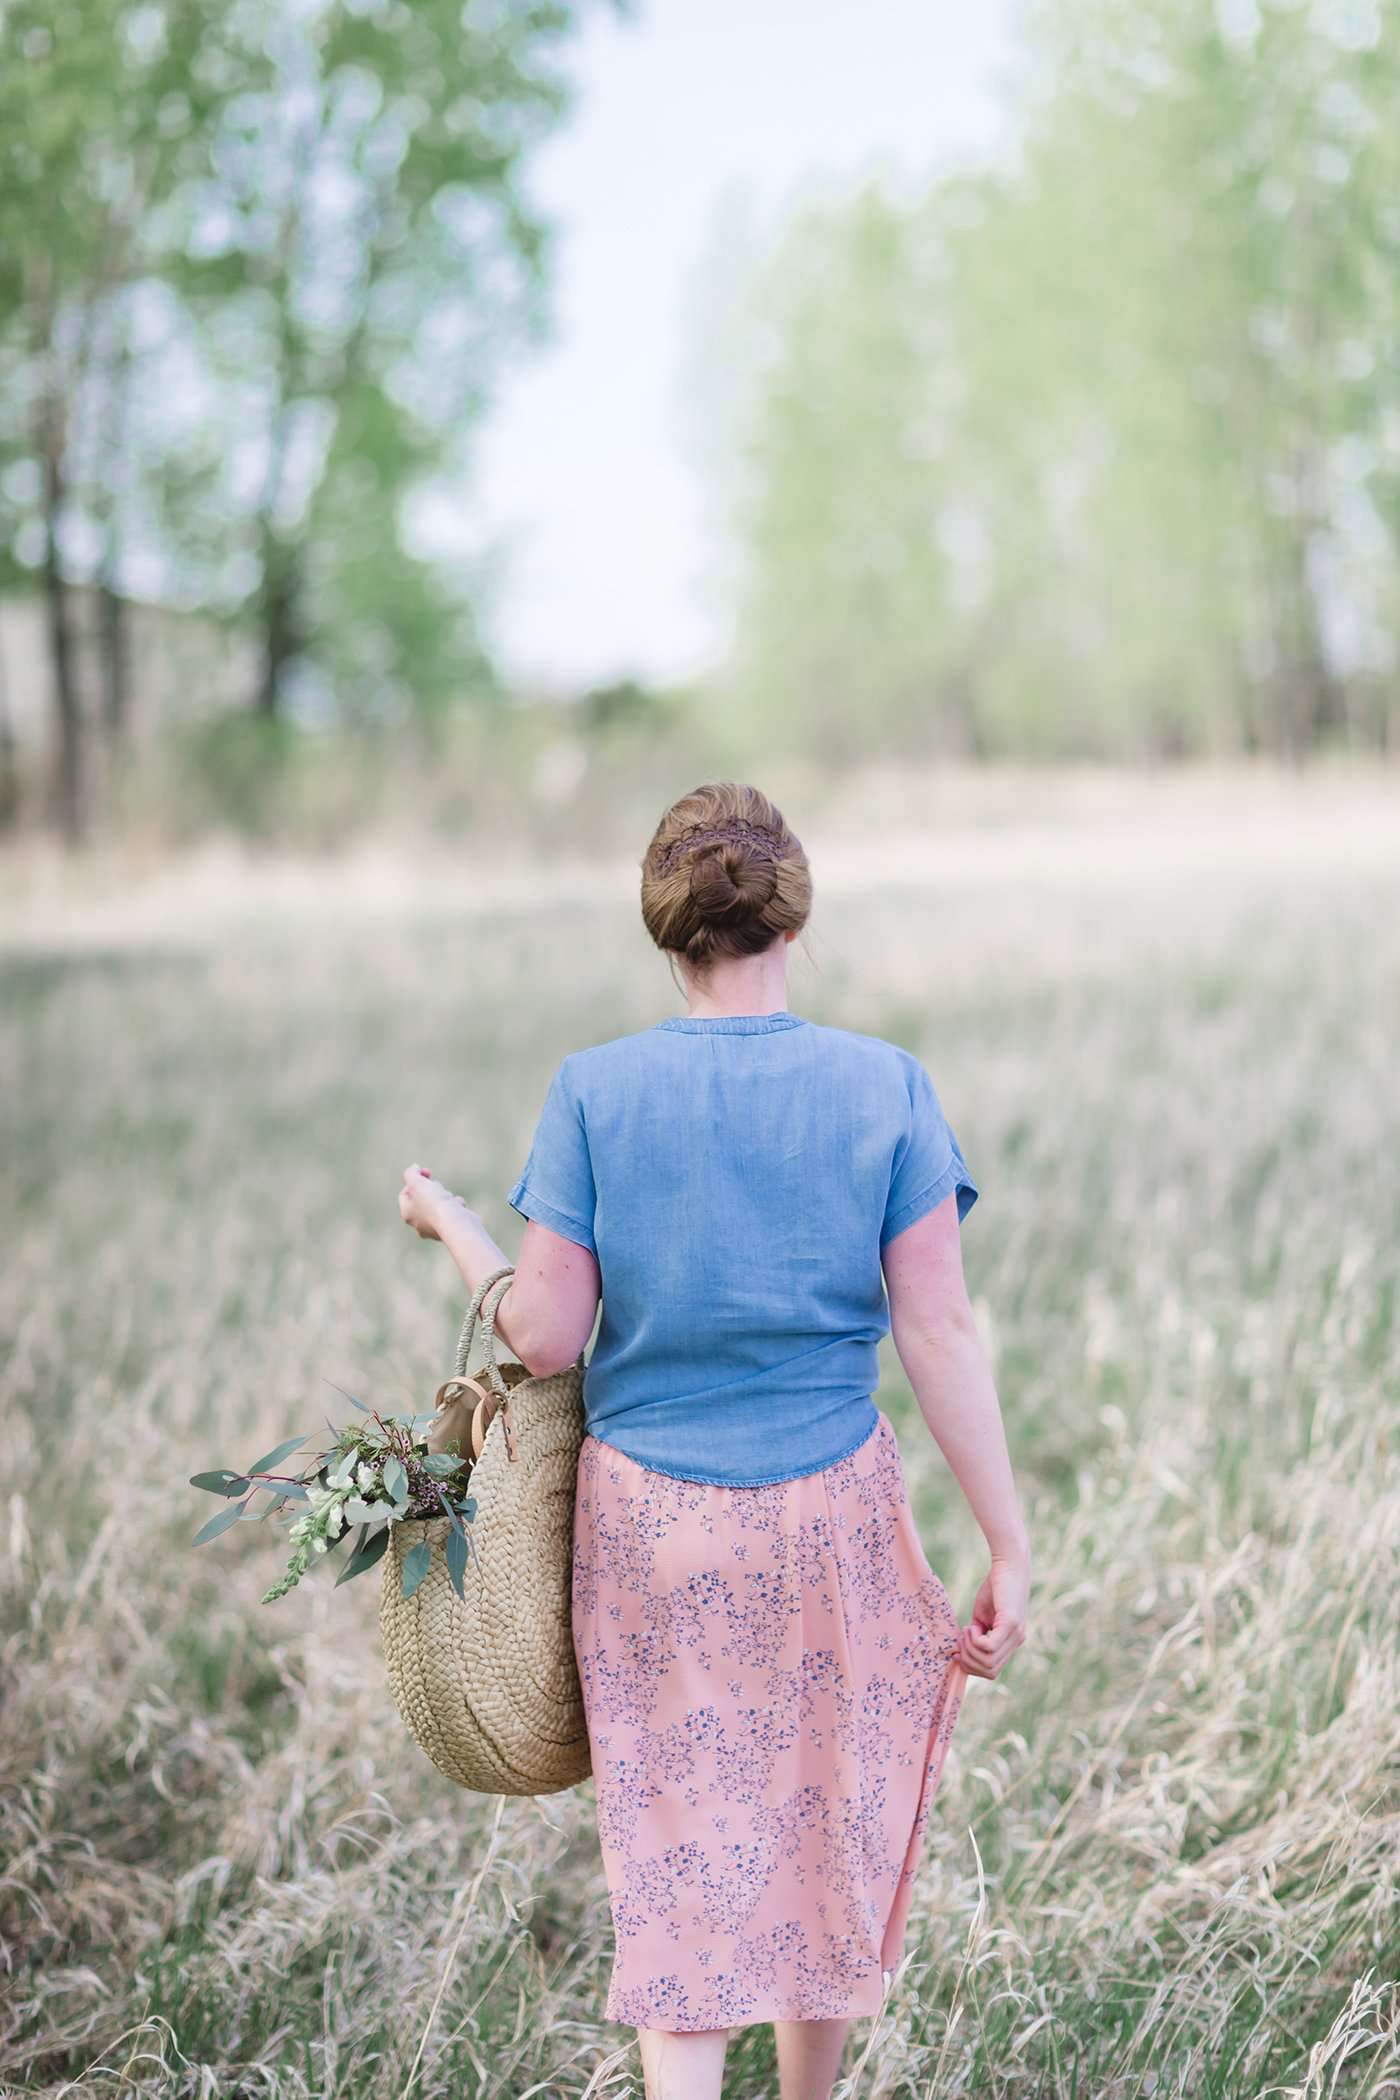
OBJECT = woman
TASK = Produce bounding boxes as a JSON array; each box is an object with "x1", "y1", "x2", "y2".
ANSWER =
[{"x1": 399, "y1": 781, "x2": 1030, "y2": 2100}]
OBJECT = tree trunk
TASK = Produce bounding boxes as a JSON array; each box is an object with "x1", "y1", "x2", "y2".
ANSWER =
[
  {"x1": 255, "y1": 542, "x2": 300, "y2": 718},
  {"x1": 42, "y1": 433, "x2": 85, "y2": 845},
  {"x1": 98, "y1": 579, "x2": 131, "y2": 741},
  {"x1": 0, "y1": 614, "x2": 18, "y2": 829},
  {"x1": 98, "y1": 324, "x2": 133, "y2": 745}
]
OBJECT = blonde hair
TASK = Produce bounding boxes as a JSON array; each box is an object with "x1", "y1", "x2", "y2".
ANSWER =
[{"x1": 640, "y1": 781, "x2": 812, "y2": 972}]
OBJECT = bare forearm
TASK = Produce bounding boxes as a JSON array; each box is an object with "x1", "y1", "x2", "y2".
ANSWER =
[
  {"x1": 433, "y1": 1200, "x2": 530, "y2": 1359},
  {"x1": 400, "y1": 1165, "x2": 592, "y2": 1378},
  {"x1": 895, "y1": 1316, "x2": 1028, "y2": 1561}
]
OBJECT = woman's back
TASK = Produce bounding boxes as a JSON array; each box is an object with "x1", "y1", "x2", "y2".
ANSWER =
[{"x1": 506, "y1": 1008, "x2": 977, "y2": 1484}]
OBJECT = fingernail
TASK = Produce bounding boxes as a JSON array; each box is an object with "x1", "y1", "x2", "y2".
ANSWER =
[{"x1": 420, "y1": 1168, "x2": 431, "y2": 1177}]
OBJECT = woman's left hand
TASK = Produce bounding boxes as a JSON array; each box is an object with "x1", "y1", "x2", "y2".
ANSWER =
[{"x1": 399, "y1": 1163, "x2": 464, "y2": 1241}]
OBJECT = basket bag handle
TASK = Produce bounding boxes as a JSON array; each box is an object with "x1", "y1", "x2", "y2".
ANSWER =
[
  {"x1": 451, "y1": 1265, "x2": 588, "y2": 1463},
  {"x1": 454, "y1": 1265, "x2": 518, "y2": 1396}
]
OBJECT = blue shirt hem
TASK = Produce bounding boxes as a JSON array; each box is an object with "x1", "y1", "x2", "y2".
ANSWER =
[
  {"x1": 879, "y1": 1153, "x2": 979, "y2": 1248},
  {"x1": 587, "y1": 1402, "x2": 882, "y2": 1486},
  {"x1": 505, "y1": 1179, "x2": 597, "y2": 1256}
]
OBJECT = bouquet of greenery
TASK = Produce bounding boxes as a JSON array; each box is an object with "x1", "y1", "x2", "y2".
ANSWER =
[{"x1": 188, "y1": 1386, "x2": 479, "y2": 1603}]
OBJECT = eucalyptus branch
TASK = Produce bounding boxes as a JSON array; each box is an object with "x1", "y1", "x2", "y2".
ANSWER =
[{"x1": 189, "y1": 1388, "x2": 481, "y2": 1603}]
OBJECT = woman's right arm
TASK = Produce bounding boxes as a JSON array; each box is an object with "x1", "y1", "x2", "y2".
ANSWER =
[{"x1": 883, "y1": 1192, "x2": 1030, "y2": 1681}]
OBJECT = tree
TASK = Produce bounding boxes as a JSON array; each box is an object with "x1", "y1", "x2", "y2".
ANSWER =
[
  {"x1": 0, "y1": 0, "x2": 603, "y2": 845},
  {"x1": 718, "y1": 187, "x2": 966, "y2": 764},
  {"x1": 170, "y1": 0, "x2": 586, "y2": 726},
  {"x1": 717, "y1": 0, "x2": 1400, "y2": 761},
  {"x1": 0, "y1": 0, "x2": 247, "y2": 837}
]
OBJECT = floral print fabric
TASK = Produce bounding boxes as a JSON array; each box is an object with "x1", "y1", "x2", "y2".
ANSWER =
[{"x1": 571, "y1": 1409, "x2": 967, "y2": 2032}]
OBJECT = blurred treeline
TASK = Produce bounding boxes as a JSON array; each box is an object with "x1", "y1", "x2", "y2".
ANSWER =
[
  {"x1": 4, "y1": 0, "x2": 1398, "y2": 856},
  {"x1": 718, "y1": 0, "x2": 1400, "y2": 765},
  {"x1": 0, "y1": 0, "x2": 611, "y2": 847}
]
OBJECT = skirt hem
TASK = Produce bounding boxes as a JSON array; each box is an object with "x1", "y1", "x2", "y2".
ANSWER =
[{"x1": 608, "y1": 1974, "x2": 894, "y2": 2033}]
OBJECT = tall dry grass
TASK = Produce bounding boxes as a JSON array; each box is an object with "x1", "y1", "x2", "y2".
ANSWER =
[{"x1": 2, "y1": 766, "x2": 1397, "y2": 2098}]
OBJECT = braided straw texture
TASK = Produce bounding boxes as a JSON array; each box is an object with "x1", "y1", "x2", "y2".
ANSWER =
[{"x1": 379, "y1": 1268, "x2": 592, "y2": 1796}]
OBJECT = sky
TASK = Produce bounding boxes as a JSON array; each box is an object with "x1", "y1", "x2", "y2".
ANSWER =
[{"x1": 460, "y1": 0, "x2": 1020, "y2": 695}]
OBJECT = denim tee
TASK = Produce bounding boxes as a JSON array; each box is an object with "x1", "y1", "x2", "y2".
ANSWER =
[{"x1": 504, "y1": 1011, "x2": 978, "y2": 1487}]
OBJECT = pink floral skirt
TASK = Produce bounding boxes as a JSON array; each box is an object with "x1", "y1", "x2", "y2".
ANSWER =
[{"x1": 570, "y1": 1408, "x2": 967, "y2": 2033}]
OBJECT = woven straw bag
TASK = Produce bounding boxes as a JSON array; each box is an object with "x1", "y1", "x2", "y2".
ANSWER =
[{"x1": 379, "y1": 1264, "x2": 592, "y2": 1795}]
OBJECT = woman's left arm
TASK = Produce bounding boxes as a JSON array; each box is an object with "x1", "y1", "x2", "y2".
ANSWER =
[{"x1": 399, "y1": 1165, "x2": 600, "y2": 1377}]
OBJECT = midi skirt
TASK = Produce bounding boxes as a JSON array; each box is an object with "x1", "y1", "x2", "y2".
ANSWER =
[{"x1": 570, "y1": 1408, "x2": 967, "y2": 2033}]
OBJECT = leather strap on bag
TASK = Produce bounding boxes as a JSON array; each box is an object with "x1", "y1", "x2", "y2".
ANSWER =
[{"x1": 452, "y1": 1267, "x2": 519, "y2": 1460}]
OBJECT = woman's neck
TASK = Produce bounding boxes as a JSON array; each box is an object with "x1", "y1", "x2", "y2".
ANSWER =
[{"x1": 676, "y1": 967, "x2": 790, "y2": 1020}]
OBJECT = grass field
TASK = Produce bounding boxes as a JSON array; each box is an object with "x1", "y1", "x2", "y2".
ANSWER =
[{"x1": 3, "y1": 766, "x2": 1398, "y2": 2099}]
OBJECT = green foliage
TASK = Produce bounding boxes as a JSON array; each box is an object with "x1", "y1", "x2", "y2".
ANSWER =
[
  {"x1": 188, "y1": 1395, "x2": 481, "y2": 1602},
  {"x1": 165, "y1": 709, "x2": 303, "y2": 837},
  {"x1": 189, "y1": 1497, "x2": 250, "y2": 1545},
  {"x1": 576, "y1": 676, "x2": 682, "y2": 742},
  {"x1": 189, "y1": 1469, "x2": 251, "y2": 1496},
  {"x1": 0, "y1": 0, "x2": 596, "y2": 748},
  {"x1": 724, "y1": 189, "x2": 963, "y2": 763},
  {"x1": 399, "y1": 1539, "x2": 432, "y2": 1598},
  {"x1": 721, "y1": 0, "x2": 1400, "y2": 760},
  {"x1": 335, "y1": 1523, "x2": 389, "y2": 1586}
]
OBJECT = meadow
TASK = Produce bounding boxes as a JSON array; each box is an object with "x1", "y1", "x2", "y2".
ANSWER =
[{"x1": 3, "y1": 765, "x2": 1397, "y2": 2099}]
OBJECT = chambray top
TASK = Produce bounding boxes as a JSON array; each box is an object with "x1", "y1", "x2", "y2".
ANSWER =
[{"x1": 504, "y1": 1011, "x2": 978, "y2": 1486}]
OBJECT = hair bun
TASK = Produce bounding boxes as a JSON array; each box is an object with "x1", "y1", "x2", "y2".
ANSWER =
[
  {"x1": 639, "y1": 781, "x2": 811, "y2": 968},
  {"x1": 688, "y1": 838, "x2": 779, "y2": 922}
]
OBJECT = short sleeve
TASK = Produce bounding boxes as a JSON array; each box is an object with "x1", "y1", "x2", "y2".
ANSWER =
[
  {"x1": 505, "y1": 1056, "x2": 597, "y2": 1256},
  {"x1": 880, "y1": 1054, "x2": 979, "y2": 1249}
]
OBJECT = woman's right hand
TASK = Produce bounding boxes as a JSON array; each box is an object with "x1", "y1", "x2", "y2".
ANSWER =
[{"x1": 956, "y1": 1552, "x2": 1030, "y2": 1680}]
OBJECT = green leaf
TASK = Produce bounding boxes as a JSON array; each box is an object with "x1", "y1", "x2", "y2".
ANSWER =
[
  {"x1": 458, "y1": 1495, "x2": 477, "y2": 1522},
  {"x1": 343, "y1": 1497, "x2": 379, "y2": 1524},
  {"x1": 190, "y1": 1470, "x2": 251, "y2": 1497},
  {"x1": 327, "y1": 1451, "x2": 359, "y2": 1490},
  {"x1": 245, "y1": 1434, "x2": 308, "y2": 1477},
  {"x1": 382, "y1": 1456, "x2": 407, "y2": 1504},
  {"x1": 421, "y1": 1453, "x2": 463, "y2": 1477},
  {"x1": 400, "y1": 1540, "x2": 432, "y2": 1598},
  {"x1": 192, "y1": 1499, "x2": 250, "y2": 1546},
  {"x1": 324, "y1": 1379, "x2": 372, "y2": 1413},
  {"x1": 335, "y1": 1527, "x2": 390, "y2": 1586},
  {"x1": 274, "y1": 1481, "x2": 310, "y2": 1502},
  {"x1": 446, "y1": 1523, "x2": 468, "y2": 1599}
]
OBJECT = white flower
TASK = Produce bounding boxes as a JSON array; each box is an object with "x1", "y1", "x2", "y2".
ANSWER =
[
  {"x1": 314, "y1": 1536, "x2": 329, "y2": 1554},
  {"x1": 327, "y1": 1504, "x2": 346, "y2": 1539},
  {"x1": 355, "y1": 1461, "x2": 378, "y2": 1491}
]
